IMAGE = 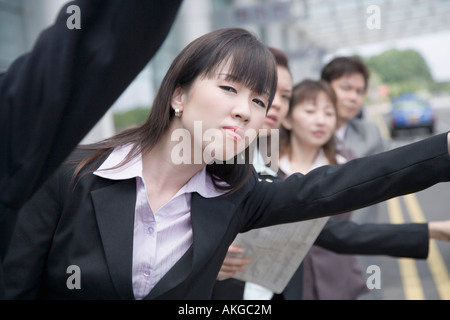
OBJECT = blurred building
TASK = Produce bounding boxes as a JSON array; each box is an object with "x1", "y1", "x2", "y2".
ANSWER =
[
  {"x1": 131, "y1": 0, "x2": 450, "y2": 115},
  {"x1": 2, "y1": 0, "x2": 450, "y2": 142}
]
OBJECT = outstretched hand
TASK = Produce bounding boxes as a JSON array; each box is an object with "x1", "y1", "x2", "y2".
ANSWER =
[
  {"x1": 447, "y1": 132, "x2": 450, "y2": 154},
  {"x1": 429, "y1": 220, "x2": 450, "y2": 241}
]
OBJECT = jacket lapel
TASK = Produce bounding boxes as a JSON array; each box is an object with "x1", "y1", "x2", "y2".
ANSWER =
[
  {"x1": 190, "y1": 192, "x2": 237, "y2": 264},
  {"x1": 144, "y1": 192, "x2": 237, "y2": 299},
  {"x1": 91, "y1": 178, "x2": 136, "y2": 300},
  {"x1": 346, "y1": 120, "x2": 368, "y2": 158}
]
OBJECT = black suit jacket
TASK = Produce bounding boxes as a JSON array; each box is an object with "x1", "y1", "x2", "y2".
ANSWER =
[
  {"x1": 0, "y1": 0, "x2": 182, "y2": 298},
  {"x1": 3, "y1": 133, "x2": 450, "y2": 299}
]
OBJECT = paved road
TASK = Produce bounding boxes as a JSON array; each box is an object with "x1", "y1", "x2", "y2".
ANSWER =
[{"x1": 353, "y1": 97, "x2": 450, "y2": 300}]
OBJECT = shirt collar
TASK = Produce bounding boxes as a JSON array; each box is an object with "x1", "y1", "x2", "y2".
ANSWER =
[
  {"x1": 279, "y1": 148, "x2": 333, "y2": 176},
  {"x1": 335, "y1": 123, "x2": 348, "y2": 143},
  {"x1": 94, "y1": 144, "x2": 226, "y2": 199},
  {"x1": 252, "y1": 147, "x2": 278, "y2": 177},
  {"x1": 94, "y1": 144, "x2": 141, "y2": 180}
]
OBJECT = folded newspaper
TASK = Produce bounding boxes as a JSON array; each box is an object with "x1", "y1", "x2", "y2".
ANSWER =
[{"x1": 230, "y1": 217, "x2": 329, "y2": 293}]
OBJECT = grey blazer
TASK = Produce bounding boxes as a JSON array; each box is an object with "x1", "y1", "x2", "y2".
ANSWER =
[{"x1": 344, "y1": 118, "x2": 390, "y2": 158}]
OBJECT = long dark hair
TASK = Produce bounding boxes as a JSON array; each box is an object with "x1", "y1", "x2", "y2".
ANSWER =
[
  {"x1": 280, "y1": 79, "x2": 338, "y2": 165},
  {"x1": 74, "y1": 28, "x2": 278, "y2": 192}
]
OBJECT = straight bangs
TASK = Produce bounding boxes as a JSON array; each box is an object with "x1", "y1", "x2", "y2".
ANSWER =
[
  {"x1": 289, "y1": 80, "x2": 337, "y2": 115},
  {"x1": 197, "y1": 29, "x2": 278, "y2": 110},
  {"x1": 291, "y1": 84, "x2": 320, "y2": 111},
  {"x1": 210, "y1": 51, "x2": 277, "y2": 110}
]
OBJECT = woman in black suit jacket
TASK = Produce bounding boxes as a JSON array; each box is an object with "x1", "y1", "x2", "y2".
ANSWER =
[{"x1": 3, "y1": 27, "x2": 450, "y2": 300}]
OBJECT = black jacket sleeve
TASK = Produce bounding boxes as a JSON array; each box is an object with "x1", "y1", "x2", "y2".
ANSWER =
[
  {"x1": 315, "y1": 218, "x2": 429, "y2": 258},
  {"x1": 0, "y1": 0, "x2": 182, "y2": 215},
  {"x1": 241, "y1": 133, "x2": 450, "y2": 232}
]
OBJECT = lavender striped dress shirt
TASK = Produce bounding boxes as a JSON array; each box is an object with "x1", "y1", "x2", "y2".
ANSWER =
[{"x1": 94, "y1": 144, "x2": 226, "y2": 299}]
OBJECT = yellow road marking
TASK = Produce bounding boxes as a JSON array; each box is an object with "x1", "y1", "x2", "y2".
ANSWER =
[
  {"x1": 369, "y1": 111, "x2": 450, "y2": 299},
  {"x1": 404, "y1": 194, "x2": 450, "y2": 300},
  {"x1": 387, "y1": 197, "x2": 425, "y2": 300}
]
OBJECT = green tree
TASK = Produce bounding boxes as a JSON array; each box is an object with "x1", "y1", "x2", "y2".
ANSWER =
[
  {"x1": 366, "y1": 48, "x2": 435, "y2": 97},
  {"x1": 113, "y1": 107, "x2": 150, "y2": 132}
]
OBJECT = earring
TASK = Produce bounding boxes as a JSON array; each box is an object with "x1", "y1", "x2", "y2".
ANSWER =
[{"x1": 174, "y1": 108, "x2": 183, "y2": 117}]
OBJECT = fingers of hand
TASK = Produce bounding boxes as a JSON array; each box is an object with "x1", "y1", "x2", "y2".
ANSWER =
[{"x1": 222, "y1": 257, "x2": 250, "y2": 270}]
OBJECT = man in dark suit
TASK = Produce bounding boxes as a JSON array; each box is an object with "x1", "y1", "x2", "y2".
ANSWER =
[{"x1": 0, "y1": 0, "x2": 182, "y2": 298}]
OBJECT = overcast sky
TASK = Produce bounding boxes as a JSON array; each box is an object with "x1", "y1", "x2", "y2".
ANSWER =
[{"x1": 335, "y1": 30, "x2": 450, "y2": 82}]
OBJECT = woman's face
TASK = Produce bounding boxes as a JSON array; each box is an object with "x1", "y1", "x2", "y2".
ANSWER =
[
  {"x1": 282, "y1": 91, "x2": 337, "y2": 149},
  {"x1": 171, "y1": 62, "x2": 270, "y2": 163},
  {"x1": 262, "y1": 65, "x2": 292, "y2": 136}
]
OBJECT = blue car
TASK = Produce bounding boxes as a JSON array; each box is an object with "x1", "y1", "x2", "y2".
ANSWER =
[{"x1": 389, "y1": 93, "x2": 435, "y2": 137}]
